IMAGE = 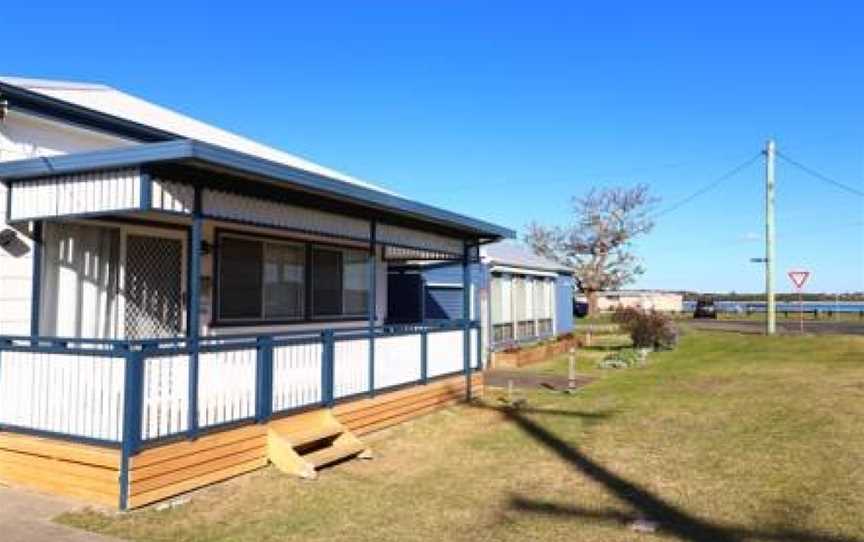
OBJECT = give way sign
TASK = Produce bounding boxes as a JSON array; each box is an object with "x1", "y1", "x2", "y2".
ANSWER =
[{"x1": 787, "y1": 270, "x2": 811, "y2": 291}]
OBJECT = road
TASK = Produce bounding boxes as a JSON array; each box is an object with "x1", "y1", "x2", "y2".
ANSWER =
[{"x1": 687, "y1": 319, "x2": 864, "y2": 335}]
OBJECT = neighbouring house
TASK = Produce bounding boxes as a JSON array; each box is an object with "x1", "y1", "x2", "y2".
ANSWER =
[
  {"x1": 582, "y1": 290, "x2": 684, "y2": 313},
  {"x1": 386, "y1": 240, "x2": 575, "y2": 357},
  {"x1": 0, "y1": 76, "x2": 512, "y2": 509}
]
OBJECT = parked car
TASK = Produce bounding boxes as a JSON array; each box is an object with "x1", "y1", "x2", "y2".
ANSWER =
[
  {"x1": 574, "y1": 300, "x2": 589, "y2": 318},
  {"x1": 693, "y1": 296, "x2": 718, "y2": 319}
]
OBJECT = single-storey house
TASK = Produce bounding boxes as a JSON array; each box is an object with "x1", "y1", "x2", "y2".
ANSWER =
[
  {"x1": 387, "y1": 240, "x2": 575, "y2": 356},
  {"x1": 0, "y1": 76, "x2": 512, "y2": 509},
  {"x1": 582, "y1": 290, "x2": 684, "y2": 313}
]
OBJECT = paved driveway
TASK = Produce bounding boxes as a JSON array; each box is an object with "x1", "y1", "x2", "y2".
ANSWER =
[{"x1": 0, "y1": 485, "x2": 122, "y2": 542}]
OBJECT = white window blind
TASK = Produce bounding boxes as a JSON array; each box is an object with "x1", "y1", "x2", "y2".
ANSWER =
[{"x1": 500, "y1": 275, "x2": 512, "y2": 323}]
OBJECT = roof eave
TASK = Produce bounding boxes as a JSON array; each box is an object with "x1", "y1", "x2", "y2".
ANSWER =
[
  {"x1": 0, "y1": 140, "x2": 514, "y2": 240},
  {"x1": 0, "y1": 81, "x2": 174, "y2": 142}
]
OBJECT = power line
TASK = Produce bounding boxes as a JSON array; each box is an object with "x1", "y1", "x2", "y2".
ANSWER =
[
  {"x1": 776, "y1": 151, "x2": 864, "y2": 198},
  {"x1": 651, "y1": 153, "x2": 763, "y2": 219}
]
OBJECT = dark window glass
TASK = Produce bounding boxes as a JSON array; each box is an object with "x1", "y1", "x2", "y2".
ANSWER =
[
  {"x1": 343, "y1": 249, "x2": 370, "y2": 315},
  {"x1": 311, "y1": 248, "x2": 342, "y2": 316},
  {"x1": 219, "y1": 237, "x2": 262, "y2": 319},
  {"x1": 263, "y1": 243, "x2": 305, "y2": 319}
]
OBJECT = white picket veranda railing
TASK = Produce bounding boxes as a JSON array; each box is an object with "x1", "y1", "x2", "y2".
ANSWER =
[
  {"x1": 0, "y1": 350, "x2": 125, "y2": 442},
  {"x1": 197, "y1": 347, "x2": 258, "y2": 428},
  {"x1": 272, "y1": 340, "x2": 323, "y2": 412},
  {"x1": 374, "y1": 333, "x2": 422, "y2": 389},
  {"x1": 0, "y1": 322, "x2": 480, "y2": 447}
]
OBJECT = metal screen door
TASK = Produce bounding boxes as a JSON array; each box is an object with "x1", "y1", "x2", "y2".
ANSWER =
[{"x1": 125, "y1": 234, "x2": 184, "y2": 339}]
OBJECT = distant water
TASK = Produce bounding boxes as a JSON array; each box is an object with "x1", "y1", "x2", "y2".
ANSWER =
[{"x1": 683, "y1": 301, "x2": 864, "y2": 313}]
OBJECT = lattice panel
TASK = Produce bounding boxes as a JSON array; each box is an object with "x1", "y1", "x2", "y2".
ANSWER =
[{"x1": 125, "y1": 235, "x2": 183, "y2": 339}]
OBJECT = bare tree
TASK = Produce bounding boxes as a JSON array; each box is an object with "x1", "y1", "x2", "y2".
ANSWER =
[{"x1": 525, "y1": 184, "x2": 657, "y2": 314}]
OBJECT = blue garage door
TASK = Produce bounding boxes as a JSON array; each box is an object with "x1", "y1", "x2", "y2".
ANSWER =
[{"x1": 425, "y1": 285, "x2": 463, "y2": 320}]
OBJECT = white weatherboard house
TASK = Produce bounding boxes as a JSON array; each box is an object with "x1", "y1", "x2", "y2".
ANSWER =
[{"x1": 0, "y1": 77, "x2": 511, "y2": 509}]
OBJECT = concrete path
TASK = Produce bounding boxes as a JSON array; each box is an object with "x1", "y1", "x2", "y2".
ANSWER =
[
  {"x1": 485, "y1": 369, "x2": 592, "y2": 391},
  {"x1": 0, "y1": 484, "x2": 122, "y2": 542}
]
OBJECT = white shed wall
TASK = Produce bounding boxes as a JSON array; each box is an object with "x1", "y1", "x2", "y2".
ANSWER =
[
  {"x1": 0, "y1": 111, "x2": 134, "y2": 336},
  {"x1": 0, "y1": 184, "x2": 33, "y2": 335}
]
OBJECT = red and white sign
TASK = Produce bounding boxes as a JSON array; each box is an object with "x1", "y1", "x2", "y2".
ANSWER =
[{"x1": 787, "y1": 270, "x2": 811, "y2": 291}]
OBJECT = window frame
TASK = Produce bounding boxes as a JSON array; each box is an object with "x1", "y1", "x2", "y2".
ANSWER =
[{"x1": 212, "y1": 228, "x2": 372, "y2": 327}]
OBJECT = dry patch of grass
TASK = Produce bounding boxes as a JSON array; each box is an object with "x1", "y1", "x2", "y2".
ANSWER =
[{"x1": 60, "y1": 332, "x2": 864, "y2": 542}]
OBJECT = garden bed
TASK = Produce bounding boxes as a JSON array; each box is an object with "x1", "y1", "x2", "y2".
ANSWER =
[{"x1": 490, "y1": 334, "x2": 582, "y2": 368}]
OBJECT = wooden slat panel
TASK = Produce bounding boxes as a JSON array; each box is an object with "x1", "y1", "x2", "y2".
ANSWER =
[
  {"x1": 333, "y1": 375, "x2": 469, "y2": 415},
  {"x1": 131, "y1": 424, "x2": 265, "y2": 469},
  {"x1": 130, "y1": 447, "x2": 266, "y2": 496},
  {"x1": 0, "y1": 466, "x2": 118, "y2": 507},
  {"x1": 0, "y1": 449, "x2": 118, "y2": 484},
  {"x1": 130, "y1": 436, "x2": 266, "y2": 483},
  {"x1": 0, "y1": 432, "x2": 120, "y2": 469},
  {"x1": 350, "y1": 399, "x2": 463, "y2": 436},
  {"x1": 335, "y1": 384, "x2": 467, "y2": 423},
  {"x1": 342, "y1": 392, "x2": 464, "y2": 433},
  {"x1": 128, "y1": 457, "x2": 267, "y2": 509}
]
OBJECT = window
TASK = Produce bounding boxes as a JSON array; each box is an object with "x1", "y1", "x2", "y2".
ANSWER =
[
  {"x1": 218, "y1": 234, "x2": 305, "y2": 321},
  {"x1": 343, "y1": 250, "x2": 371, "y2": 315},
  {"x1": 217, "y1": 232, "x2": 371, "y2": 323},
  {"x1": 311, "y1": 246, "x2": 370, "y2": 317},
  {"x1": 219, "y1": 236, "x2": 264, "y2": 320},
  {"x1": 263, "y1": 243, "x2": 304, "y2": 319}
]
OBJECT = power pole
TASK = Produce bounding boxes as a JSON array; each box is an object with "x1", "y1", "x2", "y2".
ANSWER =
[{"x1": 765, "y1": 139, "x2": 776, "y2": 335}]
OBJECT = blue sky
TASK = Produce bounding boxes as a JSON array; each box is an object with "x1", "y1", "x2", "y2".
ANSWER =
[{"x1": 2, "y1": 1, "x2": 862, "y2": 293}]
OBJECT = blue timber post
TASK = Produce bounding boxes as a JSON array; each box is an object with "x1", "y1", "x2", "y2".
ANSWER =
[
  {"x1": 420, "y1": 329, "x2": 428, "y2": 384},
  {"x1": 368, "y1": 221, "x2": 377, "y2": 396},
  {"x1": 462, "y1": 240, "x2": 472, "y2": 400},
  {"x1": 30, "y1": 220, "x2": 43, "y2": 342},
  {"x1": 139, "y1": 171, "x2": 152, "y2": 211},
  {"x1": 256, "y1": 335, "x2": 273, "y2": 423},
  {"x1": 119, "y1": 344, "x2": 144, "y2": 511},
  {"x1": 322, "y1": 329, "x2": 335, "y2": 406},
  {"x1": 187, "y1": 187, "x2": 202, "y2": 438}
]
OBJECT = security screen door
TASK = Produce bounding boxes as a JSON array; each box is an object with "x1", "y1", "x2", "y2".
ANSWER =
[{"x1": 124, "y1": 234, "x2": 184, "y2": 339}]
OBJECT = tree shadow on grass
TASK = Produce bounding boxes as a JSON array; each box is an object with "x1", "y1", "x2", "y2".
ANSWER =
[{"x1": 476, "y1": 403, "x2": 862, "y2": 542}]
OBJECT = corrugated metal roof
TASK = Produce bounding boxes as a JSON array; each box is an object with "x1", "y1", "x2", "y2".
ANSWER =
[
  {"x1": 0, "y1": 76, "x2": 394, "y2": 195},
  {"x1": 481, "y1": 240, "x2": 573, "y2": 273}
]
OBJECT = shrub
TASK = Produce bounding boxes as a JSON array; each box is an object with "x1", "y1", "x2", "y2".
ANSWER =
[
  {"x1": 611, "y1": 306, "x2": 642, "y2": 327},
  {"x1": 615, "y1": 308, "x2": 678, "y2": 350},
  {"x1": 597, "y1": 348, "x2": 642, "y2": 369}
]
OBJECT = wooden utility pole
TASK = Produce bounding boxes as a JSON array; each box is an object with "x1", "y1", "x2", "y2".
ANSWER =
[{"x1": 765, "y1": 139, "x2": 777, "y2": 335}]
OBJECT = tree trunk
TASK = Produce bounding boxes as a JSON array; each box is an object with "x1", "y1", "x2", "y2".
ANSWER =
[{"x1": 586, "y1": 291, "x2": 600, "y2": 316}]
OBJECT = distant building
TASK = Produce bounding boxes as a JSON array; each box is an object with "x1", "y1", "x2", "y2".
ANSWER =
[
  {"x1": 581, "y1": 290, "x2": 684, "y2": 313},
  {"x1": 388, "y1": 240, "x2": 576, "y2": 352}
]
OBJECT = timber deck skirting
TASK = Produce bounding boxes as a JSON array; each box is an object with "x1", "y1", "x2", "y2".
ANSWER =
[{"x1": 0, "y1": 372, "x2": 483, "y2": 509}]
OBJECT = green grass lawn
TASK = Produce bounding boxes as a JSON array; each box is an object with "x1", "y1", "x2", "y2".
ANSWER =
[{"x1": 60, "y1": 331, "x2": 864, "y2": 542}]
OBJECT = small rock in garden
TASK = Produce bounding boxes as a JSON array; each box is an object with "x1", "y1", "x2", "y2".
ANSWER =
[
  {"x1": 629, "y1": 518, "x2": 659, "y2": 533},
  {"x1": 155, "y1": 496, "x2": 191, "y2": 511}
]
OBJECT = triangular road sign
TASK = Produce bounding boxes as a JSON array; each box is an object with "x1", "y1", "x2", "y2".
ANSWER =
[{"x1": 787, "y1": 270, "x2": 810, "y2": 290}]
